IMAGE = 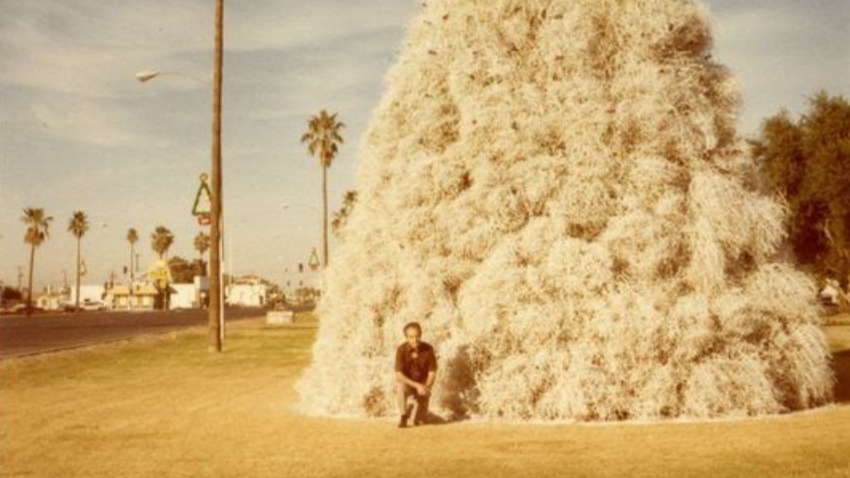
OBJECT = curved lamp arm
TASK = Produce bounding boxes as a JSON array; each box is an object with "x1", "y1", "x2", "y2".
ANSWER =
[
  {"x1": 282, "y1": 202, "x2": 320, "y2": 212},
  {"x1": 135, "y1": 70, "x2": 207, "y2": 84}
]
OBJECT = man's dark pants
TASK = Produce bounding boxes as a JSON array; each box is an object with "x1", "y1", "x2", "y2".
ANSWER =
[{"x1": 397, "y1": 383, "x2": 430, "y2": 423}]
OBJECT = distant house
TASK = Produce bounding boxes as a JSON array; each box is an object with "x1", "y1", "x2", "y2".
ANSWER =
[
  {"x1": 107, "y1": 276, "x2": 209, "y2": 311},
  {"x1": 35, "y1": 292, "x2": 66, "y2": 311},
  {"x1": 108, "y1": 283, "x2": 158, "y2": 310},
  {"x1": 70, "y1": 285, "x2": 107, "y2": 305}
]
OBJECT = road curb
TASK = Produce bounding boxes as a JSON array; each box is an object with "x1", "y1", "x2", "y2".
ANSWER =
[
  {"x1": 0, "y1": 316, "x2": 317, "y2": 361},
  {"x1": 0, "y1": 325, "x2": 205, "y2": 361}
]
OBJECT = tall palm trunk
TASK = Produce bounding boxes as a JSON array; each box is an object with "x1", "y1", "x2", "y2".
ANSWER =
[
  {"x1": 322, "y1": 163, "x2": 329, "y2": 268},
  {"x1": 75, "y1": 237, "x2": 82, "y2": 312},
  {"x1": 130, "y1": 244, "x2": 135, "y2": 284},
  {"x1": 26, "y1": 243, "x2": 35, "y2": 316},
  {"x1": 129, "y1": 243, "x2": 135, "y2": 310},
  {"x1": 158, "y1": 251, "x2": 168, "y2": 310}
]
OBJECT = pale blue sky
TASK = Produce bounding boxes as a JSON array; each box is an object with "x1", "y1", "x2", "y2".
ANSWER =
[{"x1": 0, "y1": 0, "x2": 848, "y2": 290}]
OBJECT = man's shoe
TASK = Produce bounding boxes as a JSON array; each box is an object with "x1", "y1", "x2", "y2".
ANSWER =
[{"x1": 398, "y1": 415, "x2": 409, "y2": 428}]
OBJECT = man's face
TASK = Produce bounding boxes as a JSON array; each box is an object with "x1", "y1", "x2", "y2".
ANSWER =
[{"x1": 405, "y1": 328, "x2": 421, "y2": 348}]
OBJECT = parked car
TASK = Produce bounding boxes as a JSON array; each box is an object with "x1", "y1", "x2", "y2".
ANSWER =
[
  {"x1": 80, "y1": 299, "x2": 106, "y2": 310},
  {"x1": 81, "y1": 299, "x2": 107, "y2": 311},
  {"x1": 9, "y1": 303, "x2": 45, "y2": 314},
  {"x1": 61, "y1": 299, "x2": 107, "y2": 312}
]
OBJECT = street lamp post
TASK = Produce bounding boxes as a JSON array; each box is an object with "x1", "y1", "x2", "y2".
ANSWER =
[
  {"x1": 282, "y1": 202, "x2": 322, "y2": 268},
  {"x1": 281, "y1": 201, "x2": 323, "y2": 248},
  {"x1": 280, "y1": 203, "x2": 323, "y2": 301}
]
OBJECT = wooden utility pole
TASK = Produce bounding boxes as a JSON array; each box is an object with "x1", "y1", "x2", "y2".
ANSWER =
[{"x1": 208, "y1": 0, "x2": 224, "y2": 352}]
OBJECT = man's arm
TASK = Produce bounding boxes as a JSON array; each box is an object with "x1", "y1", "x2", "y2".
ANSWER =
[
  {"x1": 396, "y1": 371, "x2": 429, "y2": 396},
  {"x1": 424, "y1": 371, "x2": 436, "y2": 391}
]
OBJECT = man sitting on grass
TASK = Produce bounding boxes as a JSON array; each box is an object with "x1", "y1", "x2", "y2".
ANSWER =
[{"x1": 395, "y1": 321, "x2": 437, "y2": 428}]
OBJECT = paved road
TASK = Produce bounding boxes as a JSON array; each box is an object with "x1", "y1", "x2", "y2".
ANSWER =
[{"x1": 0, "y1": 308, "x2": 264, "y2": 358}]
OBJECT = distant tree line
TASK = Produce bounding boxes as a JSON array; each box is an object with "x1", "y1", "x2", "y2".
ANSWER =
[{"x1": 751, "y1": 92, "x2": 850, "y2": 287}]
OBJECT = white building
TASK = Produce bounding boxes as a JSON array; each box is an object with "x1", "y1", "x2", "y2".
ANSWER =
[
  {"x1": 225, "y1": 283, "x2": 267, "y2": 307},
  {"x1": 170, "y1": 284, "x2": 197, "y2": 309},
  {"x1": 70, "y1": 285, "x2": 107, "y2": 305}
]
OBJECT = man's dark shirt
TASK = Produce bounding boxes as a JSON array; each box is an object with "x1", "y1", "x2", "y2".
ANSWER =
[{"x1": 395, "y1": 341, "x2": 437, "y2": 384}]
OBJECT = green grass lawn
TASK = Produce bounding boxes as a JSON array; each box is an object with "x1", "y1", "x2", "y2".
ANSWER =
[{"x1": 1, "y1": 318, "x2": 849, "y2": 478}]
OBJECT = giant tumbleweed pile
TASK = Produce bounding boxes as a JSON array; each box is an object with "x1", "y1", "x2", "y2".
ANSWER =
[{"x1": 296, "y1": 0, "x2": 834, "y2": 421}]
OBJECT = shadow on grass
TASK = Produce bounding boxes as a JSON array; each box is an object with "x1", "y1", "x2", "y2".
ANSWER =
[
  {"x1": 833, "y1": 350, "x2": 850, "y2": 404},
  {"x1": 422, "y1": 412, "x2": 471, "y2": 427}
]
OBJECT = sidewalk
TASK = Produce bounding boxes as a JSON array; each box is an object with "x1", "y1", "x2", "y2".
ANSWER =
[{"x1": 1, "y1": 318, "x2": 849, "y2": 478}]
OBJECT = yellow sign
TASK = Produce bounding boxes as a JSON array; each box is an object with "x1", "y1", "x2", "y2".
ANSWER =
[{"x1": 147, "y1": 259, "x2": 172, "y2": 287}]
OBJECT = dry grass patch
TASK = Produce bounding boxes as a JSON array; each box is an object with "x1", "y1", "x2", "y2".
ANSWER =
[{"x1": 1, "y1": 321, "x2": 849, "y2": 478}]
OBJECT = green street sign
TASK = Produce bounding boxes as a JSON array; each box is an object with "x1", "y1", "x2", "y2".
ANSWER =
[
  {"x1": 193, "y1": 173, "x2": 212, "y2": 216},
  {"x1": 309, "y1": 248, "x2": 321, "y2": 271}
]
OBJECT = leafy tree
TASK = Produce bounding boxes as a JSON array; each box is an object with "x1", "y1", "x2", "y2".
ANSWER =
[
  {"x1": 21, "y1": 208, "x2": 53, "y2": 316},
  {"x1": 751, "y1": 111, "x2": 804, "y2": 198},
  {"x1": 67, "y1": 211, "x2": 90, "y2": 311},
  {"x1": 168, "y1": 256, "x2": 200, "y2": 284},
  {"x1": 301, "y1": 109, "x2": 345, "y2": 268},
  {"x1": 2, "y1": 286, "x2": 23, "y2": 306},
  {"x1": 150, "y1": 226, "x2": 174, "y2": 259},
  {"x1": 752, "y1": 92, "x2": 850, "y2": 286}
]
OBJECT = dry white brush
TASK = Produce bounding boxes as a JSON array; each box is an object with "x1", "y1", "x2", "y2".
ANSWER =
[{"x1": 297, "y1": 0, "x2": 834, "y2": 422}]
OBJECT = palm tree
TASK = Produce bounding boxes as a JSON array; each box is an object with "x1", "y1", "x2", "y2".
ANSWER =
[
  {"x1": 21, "y1": 208, "x2": 53, "y2": 316},
  {"x1": 301, "y1": 109, "x2": 345, "y2": 268},
  {"x1": 150, "y1": 226, "x2": 174, "y2": 259},
  {"x1": 194, "y1": 231, "x2": 210, "y2": 276},
  {"x1": 332, "y1": 190, "x2": 358, "y2": 236},
  {"x1": 67, "y1": 211, "x2": 90, "y2": 312}
]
